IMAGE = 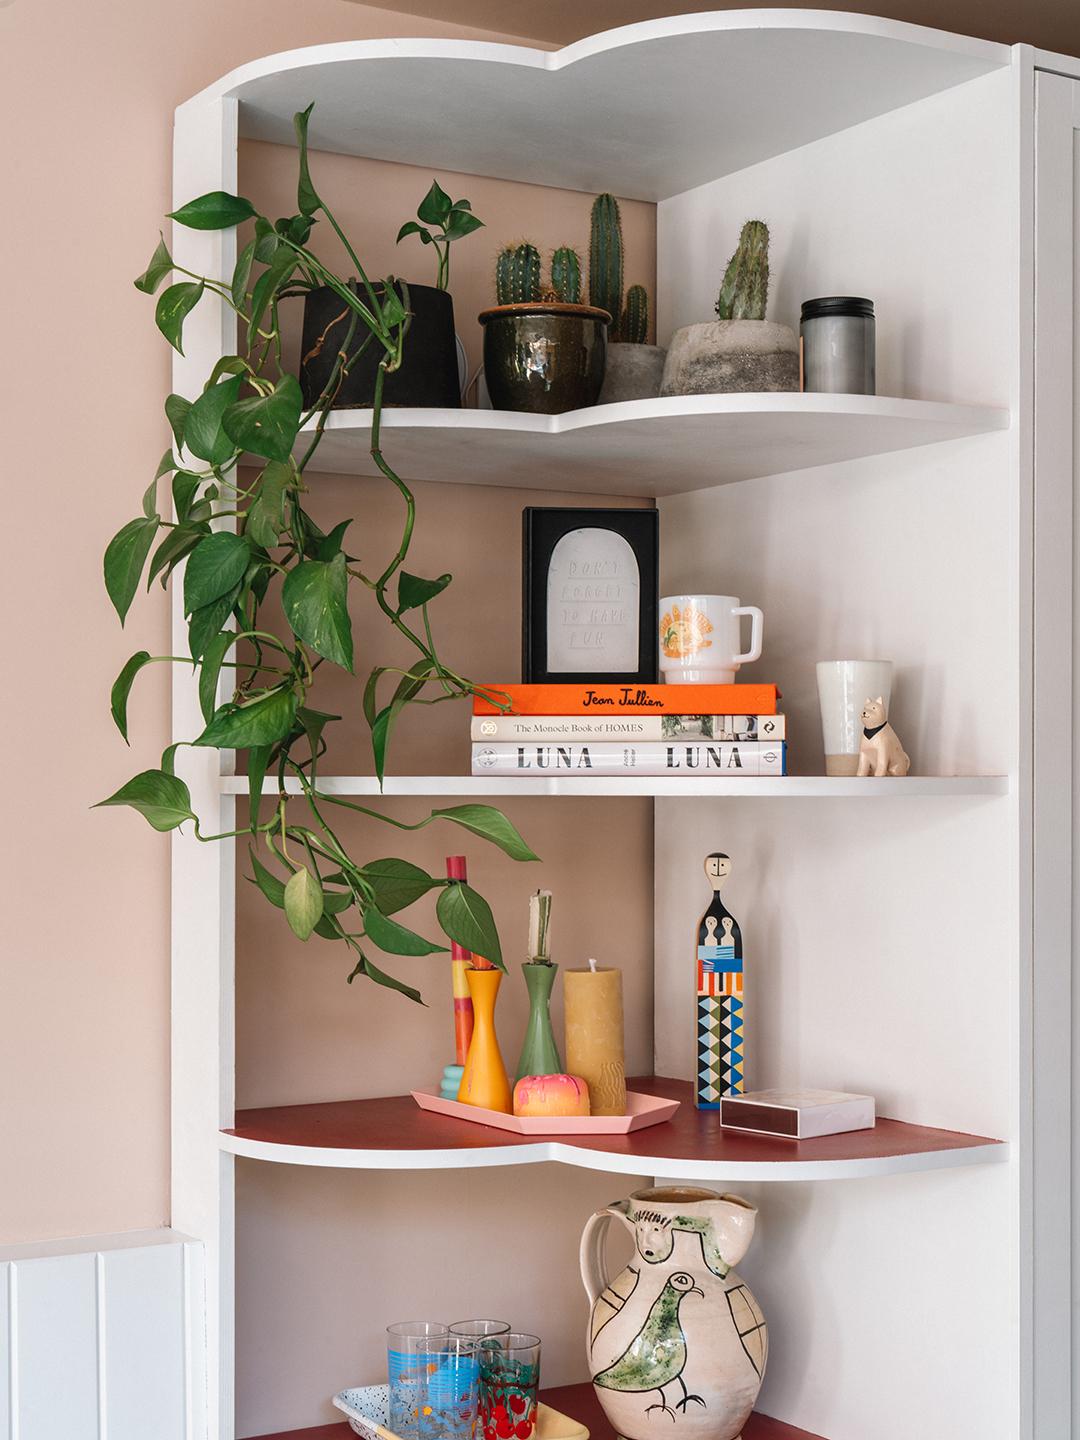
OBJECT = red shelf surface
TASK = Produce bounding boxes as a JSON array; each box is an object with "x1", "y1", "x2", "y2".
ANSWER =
[
  {"x1": 225, "y1": 1076, "x2": 1004, "y2": 1174},
  {"x1": 248, "y1": 1381, "x2": 826, "y2": 1440}
]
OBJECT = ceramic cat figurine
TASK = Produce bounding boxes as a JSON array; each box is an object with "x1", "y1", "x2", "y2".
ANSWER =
[{"x1": 857, "y1": 697, "x2": 910, "y2": 777}]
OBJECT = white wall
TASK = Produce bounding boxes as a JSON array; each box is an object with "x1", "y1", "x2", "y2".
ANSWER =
[{"x1": 653, "y1": 66, "x2": 1019, "y2": 1440}]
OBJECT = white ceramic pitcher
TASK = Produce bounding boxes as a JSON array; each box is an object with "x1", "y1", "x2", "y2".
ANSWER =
[{"x1": 579, "y1": 1186, "x2": 766, "y2": 1440}]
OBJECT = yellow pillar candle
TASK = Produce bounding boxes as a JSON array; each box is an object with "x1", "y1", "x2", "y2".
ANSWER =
[{"x1": 563, "y1": 962, "x2": 626, "y2": 1116}]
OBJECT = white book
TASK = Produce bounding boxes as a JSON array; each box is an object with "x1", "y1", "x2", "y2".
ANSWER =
[
  {"x1": 471, "y1": 742, "x2": 786, "y2": 776},
  {"x1": 470, "y1": 714, "x2": 786, "y2": 743}
]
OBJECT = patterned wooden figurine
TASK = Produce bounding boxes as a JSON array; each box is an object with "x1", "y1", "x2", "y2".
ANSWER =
[{"x1": 696, "y1": 852, "x2": 743, "y2": 1107}]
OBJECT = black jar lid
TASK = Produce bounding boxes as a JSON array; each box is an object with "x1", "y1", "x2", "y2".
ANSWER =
[{"x1": 801, "y1": 296, "x2": 874, "y2": 320}]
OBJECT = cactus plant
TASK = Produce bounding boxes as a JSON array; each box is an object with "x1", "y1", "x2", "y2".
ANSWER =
[
  {"x1": 715, "y1": 220, "x2": 770, "y2": 321},
  {"x1": 624, "y1": 283, "x2": 649, "y2": 344},
  {"x1": 551, "y1": 246, "x2": 582, "y2": 305},
  {"x1": 589, "y1": 192, "x2": 624, "y2": 335},
  {"x1": 496, "y1": 242, "x2": 542, "y2": 305}
]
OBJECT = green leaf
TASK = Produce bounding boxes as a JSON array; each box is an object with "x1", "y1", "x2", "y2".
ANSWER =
[
  {"x1": 248, "y1": 846, "x2": 287, "y2": 907},
  {"x1": 313, "y1": 912, "x2": 346, "y2": 940},
  {"x1": 193, "y1": 686, "x2": 299, "y2": 750},
  {"x1": 346, "y1": 949, "x2": 423, "y2": 1004},
  {"x1": 207, "y1": 354, "x2": 249, "y2": 387},
  {"x1": 279, "y1": 213, "x2": 314, "y2": 246},
  {"x1": 156, "y1": 280, "x2": 204, "y2": 355},
  {"x1": 110, "y1": 651, "x2": 152, "y2": 742},
  {"x1": 322, "y1": 889, "x2": 354, "y2": 915},
  {"x1": 160, "y1": 741, "x2": 183, "y2": 777},
  {"x1": 142, "y1": 478, "x2": 159, "y2": 520},
  {"x1": 380, "y1": 283, "x2": 408, "y2": 328},
  {"x1": 280, "y1": 551, "x2": 353, "y2": 672},
  {"x1": 284, "y1": 865, "x2": 323, "y2": 940},
  {"x1": 247, "y1": 744, "x2": 273, "y2": 832},
  {"x1": 94, "y1": 769, "x2": 197, "y2": 833},
  {"x1": 188, "y1": 583, "x2": 242, "y2": 662},
  {"x1": 168, "y1": 191, "x2": 257, "y2": 230},
  {"x1": 396, "y1": 221, "x2": 428, "y2": 244},
  {"x1": 435, "y1": 883, "x2": 504, "y2": 970},
  {"x1": 244, "y1": 460, "x2": 291, "y2": 550},
  {"x1": 104, "y1": 516, "x2": 159, "y2": 624},
  {"x1": 315, "y1": 520, "x2": 352, "y2": 562},
  {"x1": 172, "y1": 471, "x2": 202, "y2": 524},
  {"x1": 431, "y1": 804, "x2": 541, "y2": 863},
  {"x1": 184, "y1": 374, "x2": 243, "y2": 466},
  {"x1": 397, "y1": 570, "x2": 451, "y2": 614},
  {"x1": 134, "y1": 235, "x2": 174, "y2": 294},
  {"x1": 232, "y1": 236, "x2": 258, "y2": 309},
  {"x1": 248, "y1": 243, "x2": 298, "y2": 344},
  {"x1": 297, "y1": 706, "x2": 339, "y2": 764},
  {"x1": 183, "y1": 531, "x2": 250, "y2": 615},
  {"x1": 293, "y1": 104, "x2": 321, "y2": 217},
  {"x1": 417, "y1": 179, "x2": 453, "y2": 226},
  {"x1": 443, "y1": 209, "x2": 485, "y2": 242},
  {"x1": 364, "y1": 905, "x2": 447, "y2": 956},
  {"x1": 164, "y1": 394, "x2": 192, "y2": 452},
  {"x1": 360, "y1": 858, "x2": 437, "y2": 914},
  {"x1": 147, "y1": 521, "x2": 209, "y2": 590},
  {"x1": 199, "y1": 628, "x2": 237, "y2": 723},
  {"x1": 223, "y1": 375, "x2": 303, "y2": 463},
  {"x1": 155, "y1": 449, "x2": 177, "y2": 480}
]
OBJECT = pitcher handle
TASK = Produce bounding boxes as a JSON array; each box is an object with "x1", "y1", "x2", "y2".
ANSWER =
[
  {"x1": 734, "y1": 606, "x2": 763, "y2": 664},
  {"x1": 580, "y1": 1203, "x2": 629, "y2": 1306}
]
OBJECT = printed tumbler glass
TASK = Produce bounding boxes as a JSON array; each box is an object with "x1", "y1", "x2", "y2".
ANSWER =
[
  {"x1": 478, "y1": 1334, "x2": 541, "y2": 1440},
  {"x1": 388, "y1": 1321, "x2": 449, "y2": 1440},
  {"x1": 416, "y1": 1335, "x2": 481, "y2": 1440}
]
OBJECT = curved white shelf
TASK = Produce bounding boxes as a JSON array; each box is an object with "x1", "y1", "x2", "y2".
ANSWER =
[
  {"x1": 295, "y1": 395, "x2": 1009, "y2": 495},
  {"x1": 219, "y1": 1130, "x2": 1008, "y2": 1180},
  {"x1": 220, "y1": 774, "x2": 1008, "y2": 798},
  {"x1": 220, "y1": 1082, "x2": 1009, "y2": 1181},
  {"x1": 191, "y1": 16, "x2": 1007, "y2": 201}
]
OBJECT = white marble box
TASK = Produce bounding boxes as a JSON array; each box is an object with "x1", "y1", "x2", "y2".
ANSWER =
[{"x1": 719, "y1": 1088, "x2": 875, "y2": 1138}]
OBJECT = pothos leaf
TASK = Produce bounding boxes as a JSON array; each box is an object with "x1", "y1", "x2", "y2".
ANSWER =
[
  {"x1": 94, "y1": 769, "x2": 197, "y2": 833},
  {"x1": 435, "y1": 882, "x2": 504, "y2": 970},
  {"x1": 155, "y1": 280, "x2": 204, "y2": 355},
  {"x1": 280, "y1": 551, "x2": 353, "y2": 672},
  {"x1": 193, "y1": 686, "x2": 299, "y2": 750},
  {"x1": 104, "y1": 516, "x2": 159, "y2": 624},
  {"x1": 110, "y1": 651, "x2": 152, "y2": 742},
  {"x1": 363, "y1": 905, "x2": 447, "y2": 956},
  {"x1": 284, "y1": 865, "x2": 323, "y2": 940},
  {"x1": 431, "y1": 804, "x2": 541, "y2": 863}
]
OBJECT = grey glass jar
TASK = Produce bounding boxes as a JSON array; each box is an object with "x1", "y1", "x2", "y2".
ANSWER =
[{"x1": 800, "y1": 296, "x2": 875, "y2": 394}]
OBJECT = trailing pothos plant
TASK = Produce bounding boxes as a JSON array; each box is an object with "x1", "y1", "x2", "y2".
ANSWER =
[{"x1": 96, "y1": 105, "x2": 529, "y2": 1003}]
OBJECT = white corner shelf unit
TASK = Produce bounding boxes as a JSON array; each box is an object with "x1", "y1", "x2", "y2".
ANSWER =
[{"x1": 169, "y1": 14, "x2": 1080, "y2": 1440}]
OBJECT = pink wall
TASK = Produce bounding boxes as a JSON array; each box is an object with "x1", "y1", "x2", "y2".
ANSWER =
[{"x1": 0, "y1": 0, "x2": 559, "y2": 1246}]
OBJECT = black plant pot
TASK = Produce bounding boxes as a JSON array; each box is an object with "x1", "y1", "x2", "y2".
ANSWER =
[{"x1": 299, "y1": 281, "x2": 461, "y2": 409}]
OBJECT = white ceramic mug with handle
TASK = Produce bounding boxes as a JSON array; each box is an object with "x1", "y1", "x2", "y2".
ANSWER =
[{"x1": 659, "y1": 594, "x2": 764, "y2": 684}]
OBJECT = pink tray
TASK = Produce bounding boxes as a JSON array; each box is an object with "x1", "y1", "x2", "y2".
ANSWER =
[{"x1": 410, "y1": 1086, "x2": 680, "y2": 1134}]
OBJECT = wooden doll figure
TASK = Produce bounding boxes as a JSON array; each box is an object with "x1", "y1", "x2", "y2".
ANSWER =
[{"x1": 696, "y1": 852, "x2": 744, "y2": 1107}]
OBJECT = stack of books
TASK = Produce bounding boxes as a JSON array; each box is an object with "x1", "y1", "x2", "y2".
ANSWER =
[{"x1": 471, "y1": 684, "x2": 785, "y2": 776}]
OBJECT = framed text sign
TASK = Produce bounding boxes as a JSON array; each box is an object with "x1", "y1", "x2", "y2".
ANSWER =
[{"x1": 522, "y1": 507, "x2": 659, "y2": 684}]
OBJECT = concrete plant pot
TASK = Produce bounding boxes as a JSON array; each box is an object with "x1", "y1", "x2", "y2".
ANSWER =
[
  {"x1": 660, "y1": 319, "x2": 799, "y2": 396},
  {"x1": 597, "y1": 343, "x2": 668, "y2": 404}
]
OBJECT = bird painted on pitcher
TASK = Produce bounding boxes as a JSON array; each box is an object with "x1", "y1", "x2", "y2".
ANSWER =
[{"x1": 592, "y1": 1271, "x2": 705, "y2": 1419}]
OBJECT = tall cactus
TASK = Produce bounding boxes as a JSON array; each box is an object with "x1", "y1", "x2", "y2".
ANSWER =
[
  {"x1": 550, "y1": 246, "x2": 582, "y2": 304},
  {"x1": 715, "y1": 220, "x2": 770, "y2": 321},
  {"x1": 624, "y1": 283, "x2": 649, "y2": 344},
  {"x1": 496, "y1": 242, "x2": 542, "y2": 305},
  {"x1": 589, "y1": 192, "x2": 624, "y2": 333}
]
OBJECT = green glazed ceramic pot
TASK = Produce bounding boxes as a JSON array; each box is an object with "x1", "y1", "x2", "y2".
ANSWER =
[{"x1": 479, "y1": 302, "x2": 611, "y2": 414}]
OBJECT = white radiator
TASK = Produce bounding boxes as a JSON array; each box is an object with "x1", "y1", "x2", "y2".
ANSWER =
[{"x1": 0, "y1": 1228, "x2": 205, "y2": 1440}]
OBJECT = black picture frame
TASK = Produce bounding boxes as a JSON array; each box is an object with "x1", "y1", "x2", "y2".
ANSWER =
[{"x1": 522, "y1": 507, "x2": 659, "y2": 684}]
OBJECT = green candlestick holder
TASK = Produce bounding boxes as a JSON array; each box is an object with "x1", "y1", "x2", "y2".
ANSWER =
[{"x1": 515, "y1": 961, "x2": 562, "y2": 1083}]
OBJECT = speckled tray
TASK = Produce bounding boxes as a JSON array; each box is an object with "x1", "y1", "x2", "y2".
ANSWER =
[
  {"x1": 333, "y1": 1383, "x2": 589, "y2": 1440},
  {"x1": 410, "y1": 1086, "x2": 679, "y2": 1134}
]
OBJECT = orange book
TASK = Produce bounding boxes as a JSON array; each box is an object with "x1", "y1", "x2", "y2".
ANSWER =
[{"x1": 473, "y1": 683, "x2": 780, "y2": 716}]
